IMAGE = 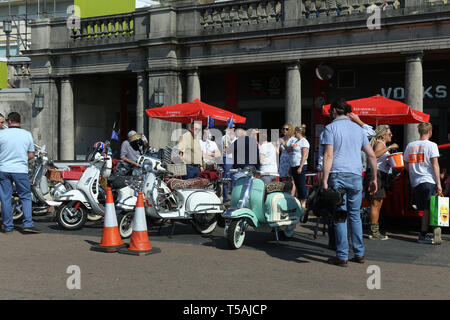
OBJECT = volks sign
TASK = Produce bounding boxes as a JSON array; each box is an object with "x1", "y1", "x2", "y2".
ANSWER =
[{"x1": 381, "y1": 85, "x2": 447, "y2": 100}]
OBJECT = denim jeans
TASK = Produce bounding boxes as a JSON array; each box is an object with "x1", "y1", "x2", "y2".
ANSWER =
[
  {"x1": 328, "y1": 172, "x2": 364, "y2": 261},
  {"x1": 222, "y1": 157, "x2": 233, "y2": 202},
  {"x1": 0, "y1": 171, "x2": 34, "y2": 231},
  {"x1": 183, "y1": 165, "x2": 201, "y2": 180},
  {"x1": 291, "y1": 165, "x2": 308, "y2": 200}
]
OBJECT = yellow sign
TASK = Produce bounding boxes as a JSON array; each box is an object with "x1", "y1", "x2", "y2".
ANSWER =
[{"x1": 74, "y1": 0, "x2": 135, "y2": 18}]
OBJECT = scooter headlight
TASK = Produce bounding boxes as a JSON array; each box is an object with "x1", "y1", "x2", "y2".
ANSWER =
[{"x1": 143, "y1": 159, "x2": 152, "y2": 172}]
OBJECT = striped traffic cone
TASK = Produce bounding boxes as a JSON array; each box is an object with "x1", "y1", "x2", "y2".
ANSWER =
[
  {"x1": 91, "y1": 187, "x2": 125, "y2": 253},
  {"x1": 118, "y1": 192, "x2": 161, "y2": 256}
]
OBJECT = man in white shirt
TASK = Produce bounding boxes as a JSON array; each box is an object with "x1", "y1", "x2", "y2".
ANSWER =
[
  {"x1": 259, "y1": 130, "x2": 278, "y2": 183},
  {"x1": 222, "y1": 126, "x2": 236, "y2": 203},
  {"x1": 404, "y1": 122, "x2": 442, "y2": 245}
]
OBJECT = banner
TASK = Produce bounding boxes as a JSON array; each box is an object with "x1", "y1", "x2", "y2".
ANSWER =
[
  {"x1": 0, "y1": 59, "x2": 8, "y2": 89},
  {"x1": 74, "y1": 0, "x2": 135, "y2": 18}
]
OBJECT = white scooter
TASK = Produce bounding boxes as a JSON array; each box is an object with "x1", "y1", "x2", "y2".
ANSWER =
[
  {"x1": 54, "y1": 143, "x2": 113, "y2": 230},
  {"x1": 117, "y1": 155, "x2": 225, "y2": 238}
]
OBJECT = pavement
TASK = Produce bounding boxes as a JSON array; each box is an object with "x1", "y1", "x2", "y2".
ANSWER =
[{"x1": 1, "y1": 213, "x2": 450, "y2": 300}]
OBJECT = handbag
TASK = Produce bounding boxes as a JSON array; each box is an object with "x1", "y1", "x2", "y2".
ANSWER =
[{"x1": 429, "y1": 192, "x2": 449, "y2": 227}]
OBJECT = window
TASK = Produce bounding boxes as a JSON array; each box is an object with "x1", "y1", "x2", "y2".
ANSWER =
[{"x1": 338, "y1": 70, "x2": 356, "y2": 89}]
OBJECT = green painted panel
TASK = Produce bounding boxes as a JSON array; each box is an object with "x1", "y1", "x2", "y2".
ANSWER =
[
  {"x1": 0, "y1": 62, "x2": 8, "y2": 89},
  {"x1": 75, "y1": 0, "x2": 135, "y2": 18}
]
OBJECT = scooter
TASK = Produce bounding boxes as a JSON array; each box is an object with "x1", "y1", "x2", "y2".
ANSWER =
[
  {"x1": 222, "y1": 167, "x2": 304, "y2": 249},
  {"x1": 54, "y1": 143, "x2": 113, "y2": 230},
  {"x1": 117, "y1": 155, "x2": 225, "y2": 238}
]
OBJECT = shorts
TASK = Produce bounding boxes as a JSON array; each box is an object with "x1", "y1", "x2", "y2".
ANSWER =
[
  {"x1": 364, "y1": 170, "x2": 390, "y2": 200},
  {"x1": 413, "y1": 182, "x2": 436, "y2": 211}
]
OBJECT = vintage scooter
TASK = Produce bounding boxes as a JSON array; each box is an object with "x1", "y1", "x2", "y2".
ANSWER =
[
  {"x1": 117, "y1": 155, "x2": 225, "y2": 238},
  {"x1": 53, "y1": 143, "x2": 113, "y2": 230},
  {"x1": 222, "y1": 167, "x2": 304, "y2": 249}
]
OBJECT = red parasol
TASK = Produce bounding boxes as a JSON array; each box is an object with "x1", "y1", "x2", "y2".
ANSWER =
[
  {"x1": 145, "y1": 99, "x2": 246, "y2": 126},
  {"x1": 322, "y1": 95, "x2": 430, "y2": 124}
]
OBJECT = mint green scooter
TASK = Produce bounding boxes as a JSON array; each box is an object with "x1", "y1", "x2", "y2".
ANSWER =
[{"x1": 222, "y1": 167, "x2": 304, "y2": 249}]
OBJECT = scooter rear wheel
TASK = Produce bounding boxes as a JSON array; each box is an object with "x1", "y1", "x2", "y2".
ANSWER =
[
  {"x1": 56, "y1": 201, "x2": 88, "y2": 230},
  {"x1": 12, "y1": 196, "x2": 24, "y2": 221},
  {"x1": 227, "y1": 219, "x2": 246, "y2": 249},
  {"x1": 118, "y1": 211, "x2": 134, "y2": 239},
  {"x1": 192, "y1": 214, "x2": 218, "y2": 234}
]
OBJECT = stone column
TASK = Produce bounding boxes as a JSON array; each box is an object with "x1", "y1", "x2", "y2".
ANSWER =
[
  {"x1": 186, "y1": 69, "x2": 201, "y2": 102},
  {"x1": 136, "y1": 72, "x2": 146, "y2": 135},
  {"x1": 404, "y1": 52, "x2": 423, "y2": 145},
  {"x1": 285, "y1": 61, "x2": 302, "y2": 128},
  {"x1": 60, "y1": 77, "x2": 75, "y2": 160},
  {"x1": 148, "y1": 71, "x2": 183, "y2": 150}
]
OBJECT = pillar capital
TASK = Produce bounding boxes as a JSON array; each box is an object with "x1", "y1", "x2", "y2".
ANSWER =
[
  {"x1": 402, "y1": 51, "x2": 423, "y2": 62},
  {"x1": 285, "y1": 60, "x2": 301, "y2": 70}
]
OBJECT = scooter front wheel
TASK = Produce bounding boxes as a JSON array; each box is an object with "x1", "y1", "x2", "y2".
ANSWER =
[
  {"x1": 56, "y1": 201, "x2": 88, "y2": 230},
  {"x1": 227, "y1": 219, "x2": 246, "y2": 250}
]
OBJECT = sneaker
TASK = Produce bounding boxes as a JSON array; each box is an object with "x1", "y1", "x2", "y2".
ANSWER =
[
  {"x1": 433, "y1": 227, "x2": 442, "y2": 245},
  {"x1": 22, "y1": 226, "x2": 42, "y2": 234},
  {"x1": 368, "y1": 223, "x2": 388, "y2": 240},
  {"x1": 418, "y1": 234, "x2": 434, "y2": 244},
  {"x1": 327, "y1": 257, "x2": 348, "y2": 267},
  {"x1": 368, "y1": 231, "x2": 389, "y2": 240}
]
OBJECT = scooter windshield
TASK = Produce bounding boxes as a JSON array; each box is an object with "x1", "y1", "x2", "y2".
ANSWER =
[{"x1": 237, "y1": 175, "x2": 253, "y2": 209}]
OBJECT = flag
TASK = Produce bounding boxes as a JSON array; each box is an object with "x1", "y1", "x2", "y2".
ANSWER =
[
  {"x1": 111, "y1": 129, "x2": 120, "y2": 141},
  {"x1": 207, "y1": 116, "x2": 215, "y2": 129},
  {"x1": 226, "y1": 116, "x2": 234, "y2": 129}
]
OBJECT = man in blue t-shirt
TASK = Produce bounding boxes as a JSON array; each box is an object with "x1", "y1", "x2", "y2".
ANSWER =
[
  {"x1": 0, "y1": 112, "x2": 40, "y2": 234},
  {"x1": 321, "y1": 99, "x2": 377, "y2": 267}
]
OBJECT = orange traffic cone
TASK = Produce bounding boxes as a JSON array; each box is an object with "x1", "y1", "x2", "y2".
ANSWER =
[
  {"x1": 91, "y1": 187, "x2": 125, "y2": 253},
  {"x1": 118, "y1": 192, "x2": 161, "y2": 256}
]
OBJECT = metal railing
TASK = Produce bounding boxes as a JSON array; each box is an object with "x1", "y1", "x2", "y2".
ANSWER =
[
  {"x1": 70, "y1": 12, "x2": 135, "y2": 40},
  {"x1": 200, "y1": 0, "x2": 283, "y2": 29}
]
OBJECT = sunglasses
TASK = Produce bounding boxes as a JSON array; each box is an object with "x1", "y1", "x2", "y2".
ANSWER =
[{"x1": 281, "y1": 128, "x2": 289, "y2": 131}]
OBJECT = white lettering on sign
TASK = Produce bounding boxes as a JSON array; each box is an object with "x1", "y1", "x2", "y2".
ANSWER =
[{"x1": 381, "y1": 85, "x2": 448, "y2": 99}]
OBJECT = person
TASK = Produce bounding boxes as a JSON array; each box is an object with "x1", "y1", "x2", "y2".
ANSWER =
[
  {"x1": 441, "y1": 168, "x2": 450, "y2": 196},
  {"x1": 321, "y1": 99, "x2": 378, "y2": 267},
  {"x1": 259, "y1": 130, "x2": 278, "y2": 184},
  {"x1": 364, "y1": 125, "x2": 399, "y2": 240},
  {"x1": 0, "y1": 113, "x2": 5, "y2": 129},
  {"x1": 230, "y1": 123, "x2": 260, "y2": 186},
  {"x1": 403, "y1": 122, "x2": 442, "y2": 245},
  {"x1": 175, "y1": 121, "x2": 203, "y2": 179},
  {"x1": 278, "y1": 123, "x2": 296, "y2": 196},
  {"x1": 316, "y1": 112, "x2": 376, "y2": 250},
  {"x1": 286, "y1": 125, "x2": 310, "y2": 209},
  {"x1": 121, "y1": 130, "x2": 143, "y2": 166},
  {"x1": 200, "y1": 128, "x2": 221, "y2": 170},
  {"x1": 222, "y1": 125, "x2": 237, "y2": 203},
  {"x1": 0, "y1": 112, "x2": 40, "y2": 234}
]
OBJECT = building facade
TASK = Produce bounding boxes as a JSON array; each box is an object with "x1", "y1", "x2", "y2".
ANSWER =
[{"x1": 23, "y1": 0, "x2": 450, "y2": 164}]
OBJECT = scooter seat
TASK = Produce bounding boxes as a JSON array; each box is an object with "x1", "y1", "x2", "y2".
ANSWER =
[
  {"x1": 167, "y1": 177, "x2": 210, "y2": 190},
  {"x1": 265, "y1": 181, "x2": 293, "y2": 194}
]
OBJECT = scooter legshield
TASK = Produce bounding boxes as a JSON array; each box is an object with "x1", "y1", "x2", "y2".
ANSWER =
[{"x1": 222, "y1": 208, "x2": 259, "y2": 228}]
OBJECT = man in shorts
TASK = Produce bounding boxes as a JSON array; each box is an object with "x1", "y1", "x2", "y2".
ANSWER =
[{"x1": 404, "y1": 122, "x2": 442, "y2": 244}]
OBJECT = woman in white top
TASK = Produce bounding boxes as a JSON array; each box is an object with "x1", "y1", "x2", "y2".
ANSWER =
[
  {"x1": 285, "y1": 125, "x2": 310, "y2": 208},
  {"x1": 363, "y1": 125, "x2": 399, "y2": 240},
  {"x1": 259, "y1": 130, "x2": 279, "y2": 184}
]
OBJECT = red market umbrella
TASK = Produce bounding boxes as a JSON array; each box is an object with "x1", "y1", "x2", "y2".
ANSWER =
[
  {"x1": 322, "y1": 95, "x2": 430, "y2": 125},
  {"x1": 145, "y1": 99, "x2": 246, "y2": 126}
]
